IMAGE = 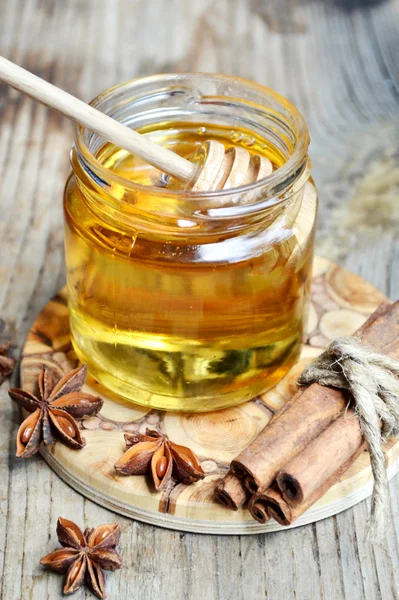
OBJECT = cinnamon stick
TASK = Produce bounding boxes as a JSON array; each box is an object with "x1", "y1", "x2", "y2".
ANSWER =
[
  {"x1": 248, "y1": 486, "x2": 288, "y2": 525},
  {"x1": 214, "y1": 472, "x2": 249, "y2": 511},
  {"x1": 214, "y1": 390, "x2": 306, "y2": 503},
  {"x1": 249, "y1": 445, "x2": 366, "y2": 525},
  {"x1": 231, "y1": 301, "x2": 399, "y2": 493},
  {"x1": 232, "y1": 385, "x2": 348, "y2": 492},
  {"x1": 276, "y1": 410, "x2": 363, "y2": 506}
]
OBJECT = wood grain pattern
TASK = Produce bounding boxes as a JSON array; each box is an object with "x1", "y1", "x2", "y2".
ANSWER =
[
  {"x1": 1, "y1": 0, "x2": 399, "y2": 598},
  {"x1": 18, "y1": 258, "x2": 399, "y2": 534}
]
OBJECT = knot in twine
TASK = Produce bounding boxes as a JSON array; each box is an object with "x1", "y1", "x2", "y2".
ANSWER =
[{"x1": 298, "y1": 337, "x2": 399, "y2": 540}]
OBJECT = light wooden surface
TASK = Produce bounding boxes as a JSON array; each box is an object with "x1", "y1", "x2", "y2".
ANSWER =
[
  {"x1": 20, "y1": 257, "x2": 399, "y2": 535},
  {"x1": 0, "y1": 0, "x2": 398, "y2": 598},
  {"x1": 0, "y1": 57, "x2": 195, "y2": 182}
]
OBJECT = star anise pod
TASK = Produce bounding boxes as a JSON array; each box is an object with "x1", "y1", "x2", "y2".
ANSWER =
[
  {"x1": 8, "y1": 364, "x2": 103, "y2": 458},
  {"x1": 114, "y1": 428, "x2": 205, "y2": 490},
  {"x1": 40, "y1": 517, "x2": 122, "y2": 599},
  {"x1": 0, "y1": 341, "x2": 15, "y2": 384}
]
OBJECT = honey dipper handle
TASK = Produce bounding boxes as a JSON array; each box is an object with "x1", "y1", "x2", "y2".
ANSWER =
[{"x1": 0, "y1": 56, "x2": 196, "y2": 183}]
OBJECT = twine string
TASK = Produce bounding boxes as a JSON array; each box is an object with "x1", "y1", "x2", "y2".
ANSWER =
[{"x1": 299, "y1": 337, "x2": 399, "y2": 539}]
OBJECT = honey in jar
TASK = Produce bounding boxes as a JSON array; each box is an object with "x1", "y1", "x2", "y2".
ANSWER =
[{"x1": 64, "y1": 74, "x2": 317, "y2": 412}]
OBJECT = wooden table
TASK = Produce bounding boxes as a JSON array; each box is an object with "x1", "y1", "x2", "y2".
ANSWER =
[{"x1": 1, "y1": 1, "x2": 398, "y2": 598}]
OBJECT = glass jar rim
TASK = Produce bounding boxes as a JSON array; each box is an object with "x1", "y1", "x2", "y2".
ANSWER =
[{"x1": 75, "y1": 72, "x2": 310, "y2": 202}]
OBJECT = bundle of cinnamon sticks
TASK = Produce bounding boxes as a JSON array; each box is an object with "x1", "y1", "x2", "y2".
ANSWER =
[{"x1": 215, "y1": 301, "x2": 399, "y2": 525}]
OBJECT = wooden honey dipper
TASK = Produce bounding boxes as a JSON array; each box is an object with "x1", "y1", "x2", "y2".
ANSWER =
[{"x1": 0, "y1": 57, "x2": 273, "y2": 193}]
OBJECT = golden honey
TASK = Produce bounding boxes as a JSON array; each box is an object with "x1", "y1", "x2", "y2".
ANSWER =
[{"x1": 63, "y1": 75, "x2": 317, "y2": 412}]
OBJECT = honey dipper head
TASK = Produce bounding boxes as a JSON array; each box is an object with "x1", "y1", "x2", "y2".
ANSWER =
[{"x1": 189, "y1": 140, "x2": 273, "y2": 192}]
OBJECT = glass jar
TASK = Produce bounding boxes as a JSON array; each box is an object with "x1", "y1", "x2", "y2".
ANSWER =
[{"x1": 63, "y1": 74, "x2": 317, "y2": 412}]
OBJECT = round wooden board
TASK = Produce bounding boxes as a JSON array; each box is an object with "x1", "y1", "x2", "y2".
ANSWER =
[{"x1": 20, "y1": 257, "x2": 399, "y2": 534}]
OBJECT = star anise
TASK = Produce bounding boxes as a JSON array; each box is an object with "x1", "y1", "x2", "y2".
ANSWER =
[
  {"x1": 114, "y1": 428, "x2": 205, "y2": 490},
  {"x1": 8, "y1": 364, "x2": 103, "y2": 458},
  {"x1": 40, "y1": 517, "x2": 122, "y2": 599},
  {"x1": 0, "y1": 341, "x2": 15, "y2": 384}
]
